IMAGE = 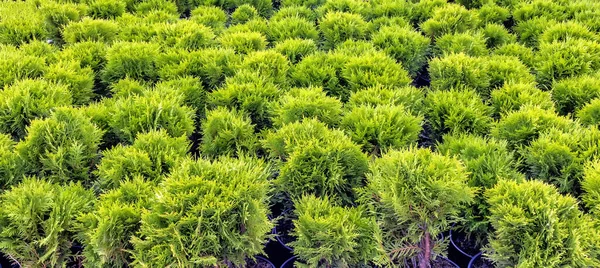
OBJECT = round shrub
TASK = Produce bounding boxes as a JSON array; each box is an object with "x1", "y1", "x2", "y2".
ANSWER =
[
  {"x1": 492, "y1": 105, "x2": 575, "y2": 149},
  {"x1": 115, "y1": 14, "x2": 159, "y2": 42},
  {"x1": 333, "y1": 40, "x2": 378, "y2": 56},
  {"x1": 521, "y1": 128, "x2": 583, "y2": 194},
  {"x1": 0, "y1": 79, "x2": 72, "y2": 140},
  {"x1": 80, "y1": 178, "x2": 153, "y2": 267},
  {"x1": 0, "y1": 178, "x2": 95, "y2": 267},
  {"x1": 154, "y1": 21, "x2": 216, "y2": 50},
  {"x1": 0, "y1": 134, "x2": 21, "y2": 189},
  {"x1": 577, "y1": 99, "x2": 600, "y2": 127},
  {"x1": 110, "y1": 77, "x2": 147, "y2": 98},
  {"x1": 360, "y1": 148, "x2": 474, "y2": 267},
  {"x1": 62, "y1": 18, "x2": 119, "y2": 44},
  {"x1": 486, "y1": 55, "x2": 535, "y2": 90},
  {"x1": 59, "y1": 41, "x2": 108, "y2": 72},
  {"x1": 342, "y1": 104, "x2": 422, "y2": 154},
  {"x1": 493, "y1": 43, "x2": 535, "y2": 68},
  {"x1": 478, "y1": 3, "x2": 510, "y2": 25},
  {"x1": 371, "y1": 26, "x2": 430, "y2": 77},
  {"x1": 315, "y1": 0, "x2": 370, "y2": 19},
  {"x1": 290, "y1": 195, "x2": 384, "y2": 267},
  {"x1": 319, "y1": 12, "x2": 369, "y2": 50},
  {"x1": 155, "y1": 76, "x2": 207, "y2": 120},
  {"x1": 101, "y1": 42, "x2": 161, "y2": 84},
  {"x1": 224, "y1": 18, "x2": 269, "y2": 36},
  {"x1": 429, "y1": 53, "x2": 490, "y2": 93},
  {"x1": 16, "y1": 108, "x2": 103, "y2": 184},
  {"x1": 535, "y1": 39, "x2": 600, "y2": 89},
  {"x1": 408, "y1": 0, "x2": 447, "y2": 25},
  {"x1": 39, "y1": 1, "x2": 86, "y2": 42},
  {"x1": 109, "y1": 91, "x2": 195, "y2": 144},
  {"x1": 274, "y1": 38, "x2": 317, "y2": 64},
  {"x1": 491, "y1": 83, "x2": 554, "y2": 117},
  {"x1": 231, "y1": 4, "x2": 258, "y2": 25},
  {"x1": 271, "y1": 5, "x2": 316, "y2": 22},
  {"x1": 134, "y1": 0, "x2": 178, "y2": 15},
  {"x1": 540, "y1": 21, "x2": 598, "y2": 44},
  {"x1": 0, "y1": 2, "x2": 47, "y2": 46},
  {"x1": 87, "y1": 0, "x2": 127, "y2": 19},
  {"x1": 486, "y1": 179, "x2": 600, "y2": 267},
  {"x1": 281, "y1": 0, "x2": 325, "y2": 9},
  {"x1": 370, "y1": 16, "x2": 410, "y2": 32},
  {"x1": 264, "y1": 119, "x2": 368, "y2": 205},
  {"x1": 240, "y1": 50, "x2": 290, "y2": 85},
  {"x1": 347, "y1": 85, "x2": 425, "y2": 115},
  {"x1": 45, "y1": 60, "x2": 95, "y2": 105},
  {"x1": 0, "y1": 48, "x2": 46, "y2": 89},
  {"x1": 582, "y1": 161, "x2": 600, "y2": 215},
  {"x1": 131, "y1": 156, "x2": 272, "y2": 267},
  {"x1": 208, "y1": 70, "x2": 280, "y2": 129},
  {"x1": 341, "y1": 52, "x2": 412, "y2": 94},
  {"x1": 482, "y1": 23, "x2": 516, "y2": 49},
  {"x1": 434, "y1": 32, "x2": 488, "y2": 57},
  {"x1": 425, "y1": 88, "x2": 493, "y2": 140},
  {"x1": 95, "y1": 130, "x2": 189, "y2": 190},
  {"x1": 272, "y1": 86, "x2": 343, "y2": 127},
  {"x1": 367, "y1": 0, "x2": 410, "y2": 19},
  {"x1": 551, "y1": 74, "x2": 600, "y2": 115},
  {"x1": 218, "y1": 31, "x2": 267, "y2": 54},
  {"x1": 437, "y1": 134, "x2": 521, "y2": 245},
  {"x1": 267, "y1": 17, "x2": 319, "y2": 42},
  {"x1": 190, "y1": 6, "x2": 228, "y2": 31},
  {"x1": 513, "y1": 17, "x2": 557, "y2": 48},
  {"x1": 420, "y1": 4, "x2": 479, "y2": 38},
  {"x1": 200, "y1": 107, "x2": 257, "y2": 158},
  {"x1": 290, "y1": 52, "x2": 347, "y2": 100}
]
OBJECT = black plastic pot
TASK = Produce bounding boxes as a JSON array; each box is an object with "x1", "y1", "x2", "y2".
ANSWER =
[
  {"x1": 280, "y1": 256, "x2": 297, "y2": 268},
  {"x1": 468, "y1": 252, "x2": 482, "y2": 268},
  {"x1": 449, "y1": 228, "x2": 478, "y2": 259},
  {"x1": 254, "y1": 256, "x2": 276, "y2": 268},
  {"x1": 434, "y1": 255, "x2": 460, "y2": 268}
]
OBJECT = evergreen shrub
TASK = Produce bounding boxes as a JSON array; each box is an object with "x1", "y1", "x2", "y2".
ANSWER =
[
  {"x1": 200, "y1": 107, "x2": 257, "y2": 158},
  {"x1": 421, "y1": 4, "x2": 479, "y2": 38},
  {"x1": 61, "y1": 18, "x2": 119, "y2": 44},
  {"x1": 272, "y1": 86, "x2": 343, "y2": 127},
  {"x1": 218, "y1": 31, "x2": 266, "y2": 54},
  {"x1": 582, "y1": 160, "x2": 600, "y2": 215},
  {"x1": 551, "y1": 74, "x2": 600, "y2": 115},
  {"x1": 371, "y1": 26, "x2": 430, "y2": 77},
  {"x1": 490, "y1": 83, "x2": 554, "y2": 117},
  {"x1": 347, "y1": 85, "x2": 425, "y2": 116},
  {"x1": 319, "y1": 12, "x2": 369, "y2": 50},
  {"x1": 577, "y1": 99, "x2": 600, "y2": 127},
  {"x1": 274, "y1": 38, "x2": 317, "y2": 64},
  {"x1": 102, "y1": 42, "x2": 161, "y2": 84},
  {"x1": 267, "y1": 17, "x2": 319, "y2": 42}
]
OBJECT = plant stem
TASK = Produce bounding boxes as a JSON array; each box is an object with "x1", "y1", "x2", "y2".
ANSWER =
[{"x1": 419, "y1": 230, "x2": 431, "y2": 268}]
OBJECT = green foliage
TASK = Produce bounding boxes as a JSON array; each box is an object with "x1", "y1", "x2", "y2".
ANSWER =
[
  {"x1": 102, "y1": 42, "x2": 161, "y2": 84},
  {"x1": 39, "y1": 1, "x2": 86, "y2": 42},
  {"x1": 535, "y1": 39, "x2": 600, "y2": 89},
  {"x1": 0, "y1": 178, "x2": 95, "y2": 267},
  {"x1": 315, "y1": 0, "x2": 370, "y2": 19},
  {"x1": 341, "y1": 52, "x2": 412, "y2": 94},
  {"x1": 0, "y1": 2, "x2": 48, "y2": 45},
  {"x1": 274, "y1": 38, "x2": 317, "y2": 64},
  {"x1": 438, "y1": 134, "x2": 521, "y2": 245},
  {"x1": 209, "y1": 70, "x2": 280, "y2": 129},
  {"x1": 492, "y1": 105, "x2": 575, "y2": 150},
  {"x1": 131, "y1": 156, "x2": 273, "y2": 267},
  {"x1": 434, "y1": 32, "x2": 488, "y2": 57},
  {"x1": 513, "y1": 17, "x2": 556, "y2": 48},
  {"x1": 272, "y1": 86, "x2": 343, "y2": 127},
  {"x1": 0, "y1": 134, "x2": 21, "y2": 190},
  {"x1": 80, "y1": 178, "x2": 153, "y2": 267},
  {"x1": 290, "y1": 52, "x2": 346, "y2": 100},
  {"x1": 218, "y1": 31, "x2": 266, "y2": 54},
  {"x1": 372, "y1": 26, "x2": 430, "y2": 77},
  {"x1": 486, "y1": 55, "x2": 535, "y2": 90},
  {"x1": 190, "y1": 6, "x2": 228, "y2": 32},
  {"x1": 109, "y1": 90, "x2": 195, "y2": 143},
  {"x1": 493, "y1": 43, "x2": 535, "y2": 68},
  {"x1": 360, "y1": 148, "x2": 474, "y2": 266},
  {"x1": 540, "y1": 21, "x2": 598, "y2": 44},
  {"x1": 582, "y1": 161, "x2": 600, "y2": 215},
  {"x1": 154, "y1": 21, "x2": 216, "y2": 50},
  {"x1": 263, "y1": 119, "x2": 368, "y2": 205},
  {"x1": 0, "y1": 48, "x2": 46, "y2": 89},
  {"x1": 408, "y1": 0, "x2": 447, "y2": 25},
  {"x1": 342, "y1": 104, "x2": 422, "y2": 154},
  {"x1": 485, "y1": 179, "x2": 600, "y2": 267},
  {"x1": 429, "y1": 53, "x2": 490, "y2": 93},
  {"x1": 290, "y1": 195, "x2": 384, "y2": 267},
  {"x1": 425, "y1": 88, "x2": 492, "y2": 139},
  {"x1": 482, "y1": 23, "x2": 516, "y2": 49},
  {"x1": 577, "y1": 99, "x2": 600, "y2": 127},
  {"x1": 272, "y1": 6, "x2": 316, "y2": 22},
  {"x1": 16, "y1": 108, "x2": 103, "y2": 185},
  {"x1": 421, "y1": 4, "x2": 479, "y2": 38},
  {"x1": 134, "y1": 0, "x2": 178, "y2": 15},
  {"x1": 281, "y1": 0, "x2": 325, "y2": 9},
  {"x1": 155, "y1": 76, "x2": 207, "y2": 120},
  {"x1": 551, "y1": 74, "x2": 600, "y2": 115},
  {"x1": 62, "y1": 18, "x2": 119, "y2": 44},
  {"x1": 268, "y1": 17, "x2": 319, "y2": 43},
  {"x1": 59, "y1": 41, "x2": 108, "y2": 72},
  {"x1": 200, "y1": 107, "x2": 257, "y2": 158},
  {"x1": 347, "y1": 85, "x2": 425, "y2": 116},
  {"x1": 87, "y1": 0, "x2": 127, "y2": 19},
  {"x1": 241, "y1": 50, "x2": 290, "y2": 85},
  {"x1": 95, "y1": 130, "x2": 189, "y2": 190},
  {"x1": 0, "y1": 79, "x2": 72, "y2": 140},
  {"x1": 319, "y1": 12, "x2": 369, "y2": 50},
  {"x1": 478, "y1": 3, "x2": 510, "y2": 25},
  {"x1": 231, "y1": 4, "x2": 259, "y2": 25},
  {"x1": 45, "y1": 60, "x2": 96, "y2": 105},
  {"x1": 490, "y1": 83, "x2": 554, "y2": 117}
]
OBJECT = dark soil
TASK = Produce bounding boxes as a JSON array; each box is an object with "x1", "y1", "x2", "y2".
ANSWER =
[
  {"x1": 471, "y1": 255, "x2": 495, "y2": 268},
  {"x1": 451, "y1": 231, "x2": 480, "y2": 258},
  {"x1": 431, "y1": 257, "x2": 459, "y2": 268},
  {"x1": 246, "y1": 257, "x2": 275, "y2": 268}
]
